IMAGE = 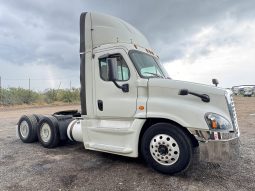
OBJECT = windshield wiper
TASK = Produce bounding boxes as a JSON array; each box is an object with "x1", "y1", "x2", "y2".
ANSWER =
[{"x1": 144, "y1": 72, "x2": 164, "y2": 78}]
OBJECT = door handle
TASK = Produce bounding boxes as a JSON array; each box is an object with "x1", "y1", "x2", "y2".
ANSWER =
[{"x1": 98, "y1": 100, "x2": 103, "y2": 111}]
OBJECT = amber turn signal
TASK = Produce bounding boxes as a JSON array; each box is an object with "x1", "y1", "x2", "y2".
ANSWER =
[
  {"x1": 211, "y1": 120, "x2": 217, "y2": 129},
  {"x1": 138, "y1": 106, "x2": 144, "y2": 110}
]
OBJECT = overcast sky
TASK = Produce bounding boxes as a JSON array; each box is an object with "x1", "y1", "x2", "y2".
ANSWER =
[{"x1": 0, "y1": 0, "x2": 255, "y2": 90}]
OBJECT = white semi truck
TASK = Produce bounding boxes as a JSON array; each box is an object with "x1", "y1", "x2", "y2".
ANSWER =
[{"x1": 17, "y1": 12, "x2": 240, "y2": 174}]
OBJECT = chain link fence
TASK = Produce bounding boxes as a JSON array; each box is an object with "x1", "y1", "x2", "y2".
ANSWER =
[
  {"x1": 0, "y1": 76, "x2": 80, "y2": 106},
  {"x1": 0, "y1": 87, "x2": 80, "y2": 106}
]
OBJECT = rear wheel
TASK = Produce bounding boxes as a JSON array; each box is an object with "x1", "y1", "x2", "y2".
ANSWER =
[
  {"x1": 37, "y1": 116, "x2": 60, "y2": 148},
  {"x1": 18, "y1": 115, "x2": 38, "y2": 143},
  {"x1": 33, "y1": 114, "x2": 44, "y2": 123},
  {"x1": 141, "y1": 123, "x2": 192, "y2": 174}
]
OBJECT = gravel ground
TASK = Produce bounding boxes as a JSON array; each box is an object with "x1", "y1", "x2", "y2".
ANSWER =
[{"x1": 0, "y1": 97, "x2": 255, "y2": 191}]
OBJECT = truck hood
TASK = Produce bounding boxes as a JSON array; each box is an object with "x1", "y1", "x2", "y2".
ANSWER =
[
  {"x1": 148, "y1": 78, "x2": 226, "y2": 96},
  {"x1": 146, "y1": 78, "x2": 231, "y2": 130}
]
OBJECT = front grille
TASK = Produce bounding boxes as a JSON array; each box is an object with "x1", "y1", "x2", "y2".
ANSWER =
[{"x1": 226, "y1": 93, "x2": 239, "y2": 131}]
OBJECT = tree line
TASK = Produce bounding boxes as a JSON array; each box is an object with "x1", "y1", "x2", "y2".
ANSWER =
[{"x1": 0, "y1": 88, "x2": 80, "y2": 105}]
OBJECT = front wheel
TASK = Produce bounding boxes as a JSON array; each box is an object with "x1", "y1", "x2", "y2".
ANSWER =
[{"x1": 141, "y1": 123, "x2": 192, "y2": 174}]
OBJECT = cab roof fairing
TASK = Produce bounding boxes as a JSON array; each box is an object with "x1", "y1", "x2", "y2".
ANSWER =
[{"x1": 81, "y1": 12, "x2": 152, "y2": 53}]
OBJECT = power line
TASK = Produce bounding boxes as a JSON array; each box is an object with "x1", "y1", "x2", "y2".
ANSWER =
[{"x1": 0, "y1": 75, "x2": 79, "y2": 91}]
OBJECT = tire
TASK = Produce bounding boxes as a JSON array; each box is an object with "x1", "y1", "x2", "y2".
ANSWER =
[
  {"x1": 33, "y1": 114, "x2": 44, "y2": 123},
  {"x1": 18, "y1": 115, "x2": 38, "y2": 143},
  {"x1": 37, "y1": 116, "x2": 60, "y2": 148},
  {"x1": 141, "y1": 123, "x2": 192, "y2": 174}
]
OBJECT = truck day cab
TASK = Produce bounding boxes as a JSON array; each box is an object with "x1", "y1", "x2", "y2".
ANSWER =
[{"x1": 17, "y1": 12, "x2": 240, "y2": 174}]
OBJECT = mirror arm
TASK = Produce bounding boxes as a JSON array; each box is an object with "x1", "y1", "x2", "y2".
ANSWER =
[
  {"x1": 179, "y1": 89, "x2": 210, "y2": 103},
  {"x1": 112, "y1": 81, "x2": 129, "y2": 93},
  {"x1": 113, "y1": 80, "x2": 122, "y2": 89},
  {"x1": 188, "y1": 92, "x2": 210, "y2": 103}
]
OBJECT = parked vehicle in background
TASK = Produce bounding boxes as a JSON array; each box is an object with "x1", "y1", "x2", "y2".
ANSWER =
[
  {"x1": 232, "y1": 85, "x2": 255, "y2": 97},
  {"x1": 232, "y1": 86, "x2": 240, "y2": 95},
  {"x1": 243, "y1": 87, "x2": 253, "y2": 97}
]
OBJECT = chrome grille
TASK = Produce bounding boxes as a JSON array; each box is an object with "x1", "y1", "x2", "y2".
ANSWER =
[{"x1": 226, "y1": 92, "x2": 239, "y2": 131}]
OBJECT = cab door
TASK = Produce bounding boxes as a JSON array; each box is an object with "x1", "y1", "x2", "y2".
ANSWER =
[{"x1": 94, "y1": 48, "x2": 138, "y2": 118}]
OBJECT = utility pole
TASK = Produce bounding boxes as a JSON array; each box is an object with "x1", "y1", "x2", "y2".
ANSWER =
[
  {"x1": 29, "y1": 78, "x2": 30, "y2": 92},
  {"x1": 58, "y1": 82, "x2": 61, "y2": 90},
  {"x1": 70, "y1": 80, "x2": 72, "y2": 90},
  {"x1": 28, "y1": 78, "x2": 31, "y2": 103}
]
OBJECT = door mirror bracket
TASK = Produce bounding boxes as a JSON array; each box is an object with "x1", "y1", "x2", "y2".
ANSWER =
[{"x1": 113, "y1": 81, "x2": 129, "y2": 92}]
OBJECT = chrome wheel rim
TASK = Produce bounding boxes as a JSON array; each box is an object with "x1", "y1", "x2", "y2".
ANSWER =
[
  {"x1": 40, "y1": 123, "x2": 51, "y2": 143},
  {"x1": 20, "y1": 121, "x2": 29, "y2": 138},
  {"x1": 150, "y1": 134, "x2": 180, "y2": 166}
]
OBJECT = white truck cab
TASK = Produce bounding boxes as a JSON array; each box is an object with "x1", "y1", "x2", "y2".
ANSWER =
[{"x1": 18, "y1": 12, "x2": 240, "y2": 174}]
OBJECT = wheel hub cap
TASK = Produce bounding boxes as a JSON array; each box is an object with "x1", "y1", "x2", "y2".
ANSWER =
[
  {"x1": 40, "y1": 123, "x2": 51, "y2": 143},
  {"x1": 150, "y1": 134, "x2": 180, "y2": 166},
  {"x1": 20, "y1": 121, "x2": 29, "y2": 138},
  {"x1": 158, "y1": 145, "x2": 168, "y2": 156}
]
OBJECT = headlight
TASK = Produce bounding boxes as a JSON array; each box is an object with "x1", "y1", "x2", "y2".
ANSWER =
[{"x1": 205, "y1": 113, "x2": 232, "y2": 131}]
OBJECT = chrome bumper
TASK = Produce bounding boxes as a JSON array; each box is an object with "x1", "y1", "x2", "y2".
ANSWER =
[{"x1": 189, "y1": 129, "x2": 240, "y2": 162}]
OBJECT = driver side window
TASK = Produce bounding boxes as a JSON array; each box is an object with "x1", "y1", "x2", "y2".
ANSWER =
[{"x1": 99, "y1": 54, "x2": 130, "y2": 81}]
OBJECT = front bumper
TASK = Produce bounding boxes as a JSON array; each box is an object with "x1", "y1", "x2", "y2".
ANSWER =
[{"x1": 189, "y1": 129, "x2": 240, "y2": 162}]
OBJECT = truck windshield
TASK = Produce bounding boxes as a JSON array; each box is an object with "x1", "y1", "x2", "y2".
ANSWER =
[{"x1": 129, "y1": 50, "x2": 166, "y2": 78}]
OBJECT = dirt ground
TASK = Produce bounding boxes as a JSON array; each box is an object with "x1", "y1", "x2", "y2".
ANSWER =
[{"x1": 0, "y1": 97, "x2": 255, "y2": 191}]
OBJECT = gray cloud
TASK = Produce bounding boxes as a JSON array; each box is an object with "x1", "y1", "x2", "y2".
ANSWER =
[{"x1": 0, "y1": 0, "x2": 255, "y2": 87}]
